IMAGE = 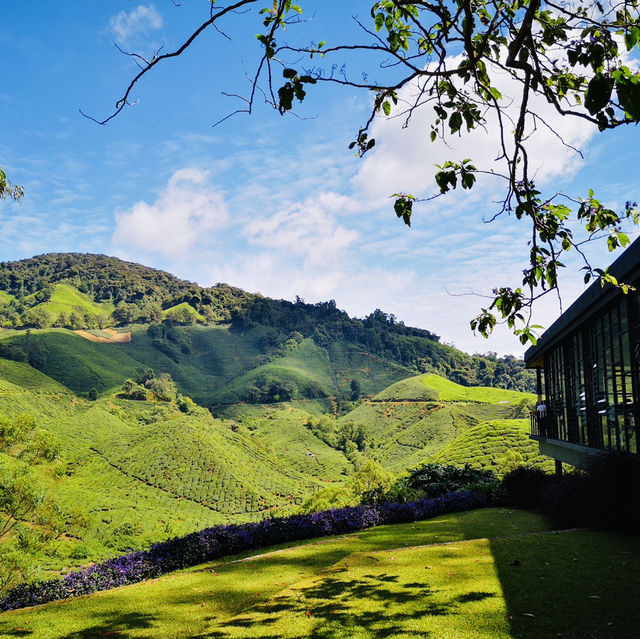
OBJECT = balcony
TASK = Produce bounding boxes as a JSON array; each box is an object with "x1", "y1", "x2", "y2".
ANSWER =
[{"x1": 529, "y1": 410, "x2": 601, "y2": 469}]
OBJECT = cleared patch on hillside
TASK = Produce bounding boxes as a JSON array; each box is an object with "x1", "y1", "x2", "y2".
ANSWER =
[
  {"x1": 162, "y1": 301, "x2": 206, "y2": 322},
  {"x1": 74, "y1": 328, "x2": 132, "y2": 343}
]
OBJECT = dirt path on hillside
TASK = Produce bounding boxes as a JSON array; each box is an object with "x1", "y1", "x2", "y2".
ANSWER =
[{"x1": 74, "y1": 328, "x2": 132, "y2": 343}]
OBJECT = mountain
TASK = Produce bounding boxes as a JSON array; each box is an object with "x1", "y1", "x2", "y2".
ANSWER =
[{"x1": 0, "y1": 253, "x2": 534, "y2": 392}]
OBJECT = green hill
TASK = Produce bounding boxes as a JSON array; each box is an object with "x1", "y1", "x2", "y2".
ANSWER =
[
  {"x1": 0, "y1": 254, "x2": 545, "y2": 592},
  {"x1": 341, "y1": 374, "x2": 536, "y2": 472},
  {"x1": 28, "y1": 283, "x2": 114, "y2": 323},
  {"x1": 428, "y1": 418, "x2": 554, "y2": 474},
  {"x1": 372, "y1": 373, "x2": 534, "y2": 403},
  {"x1": 0, "y1": 253, "x2": 535, "y2": 393}
]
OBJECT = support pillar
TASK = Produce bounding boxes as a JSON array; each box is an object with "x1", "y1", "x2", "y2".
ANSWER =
[{"x1": 536, "y1": 367, "x2": 543, "y2": 402}]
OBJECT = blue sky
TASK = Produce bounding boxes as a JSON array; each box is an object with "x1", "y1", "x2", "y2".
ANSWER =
[{"x1": 1, "y1": 2, "x2": 639, "y2": 355}]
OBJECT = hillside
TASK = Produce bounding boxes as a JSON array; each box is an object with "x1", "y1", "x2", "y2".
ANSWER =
[
  {"x1": 0, "y1": 252, "x2": 535, "y2": 392},
  {"x1": 0, "y1": 356, "x2": 353, "y2": 572},
  {"x1": 0, "y1": 253, "x2": 544, "y2": 591},
  {"x1": 341, "y1": 374, "x2": 536, "y2": 473}
]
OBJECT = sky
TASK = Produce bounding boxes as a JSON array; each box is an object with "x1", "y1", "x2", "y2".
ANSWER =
[{"x1": 1, "y1": 1, "x2": 639, "y2": 356}]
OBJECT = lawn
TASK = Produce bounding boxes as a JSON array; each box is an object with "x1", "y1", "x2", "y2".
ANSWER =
[{"x1": 3, "y1": 508, "x2": 638, "y2": 638}]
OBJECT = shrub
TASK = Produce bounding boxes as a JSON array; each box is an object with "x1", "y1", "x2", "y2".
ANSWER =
[
  {"x1": 585, "y1": 451, "x2": 640, "y2": 533},
  {"x1": 501, "y1": 465, "x2": 552, "y2": 510},
  {"x1": 502, "y1": 452, "x2": 640, "y2": 533},
  {"x1": 405, "y1": 463, "x2": 497, "y2": 499}
]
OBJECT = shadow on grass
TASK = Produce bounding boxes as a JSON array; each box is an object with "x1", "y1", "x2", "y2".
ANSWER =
[
  {"x1": 490, "y1": 530, "x2": 640, "y2": 638},
  {"x1": 198, "y1": 569, "x2": 495, "y2": 638},
  {"x1": 0, "y1": 626, "x2": 33, "y2": 637},
  {"x1": 59, "y1": 612, "x2": 156, "y2": 638}
]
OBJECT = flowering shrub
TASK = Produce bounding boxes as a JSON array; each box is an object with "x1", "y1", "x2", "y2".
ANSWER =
[{"x1": 0, "y1": 490, "x2": 488, "y2": 612}]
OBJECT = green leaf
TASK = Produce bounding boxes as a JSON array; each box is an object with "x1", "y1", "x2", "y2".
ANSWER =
[
  {"x1": 585, "y1": 74, "x2": 614, "y2": 115},
  {"x1": 625, "y1": 26, "x2": 640, "y2": 51},
  {"x1": 382, "y1": 100, "x2": 391, "y2": 116},
  {"x1": 449, "y1": 111, "x2": 463, "y2": 133},
  {"x1": 283, "y1": 68, "x2": 297, "y2": 79},
  {"x1": 616, "y1": 76, "x2": 640, "y2": 120}
]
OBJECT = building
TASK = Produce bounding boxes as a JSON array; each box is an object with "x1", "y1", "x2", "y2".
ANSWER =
[{"x1": 524, "y1": 237, "x2": 640, "y2": 471}]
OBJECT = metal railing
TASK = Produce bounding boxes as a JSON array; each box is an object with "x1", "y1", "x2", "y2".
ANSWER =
[{"x1": 530, "y1": 410, "x2": 558, "y2": 439}]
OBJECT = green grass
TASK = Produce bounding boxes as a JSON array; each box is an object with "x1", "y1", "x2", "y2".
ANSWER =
[
  {"x1": 0, "y1": 291, "x2": 15, "y2": 305},
  {"x1": 162, "y1": 302, "x2": 205, "y2": 322},
  {"x1": 0, "y1": 358, "x2": 68, "y2": 393},
  {"x1": 30, "y1": 283, "x2": 114, "y2": 320},
  {"x1": 372, "y1": 374, "x2": 440, "y2": 401},
  {"x1": 1, "y1": 329, "x2": 142, "y2": 394},
  {"x1": 419, "y1": 374, "x2": 535, "y2": 403},
  {"x1": 4, "y1": 510, "x2": 638, "y2": 639},
  {"x1": 373, "y1": 374, "x2": 535, "y2": 404},
  {"x1": 0, "y1": 508, "x2": 556, "y2": 638}
]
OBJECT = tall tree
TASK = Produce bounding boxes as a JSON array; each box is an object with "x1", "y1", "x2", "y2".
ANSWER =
[{"x1": 88, "y1": 0, "x2": 640, "y2": 343}]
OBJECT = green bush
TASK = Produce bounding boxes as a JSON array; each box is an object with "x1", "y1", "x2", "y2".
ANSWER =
[
  {"x1": 501, "y1": 466, "x2": 552, "y2": 510},
  {"x1": 405, "y1": 463, "x2": 497, "y2": 499}
]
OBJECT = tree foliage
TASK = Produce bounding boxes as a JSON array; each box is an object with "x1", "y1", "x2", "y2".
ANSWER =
[
  {"x1": 0, "y1": 168, "x2": 23, "y2": 203},
  {"x1": 0, "y1": 414, "x2": 85, "y2": 594},
  {"x1": 89, "y1": 0, "x2": 640, "y2": 343}
]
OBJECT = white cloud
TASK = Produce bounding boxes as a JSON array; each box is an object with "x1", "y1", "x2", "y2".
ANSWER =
[
  {"x1": 109, "y1": 5, "x2": 163, "y2": 44},
  {"x1": 245, "y1": 192, "x2": 361, "y2": 267},
  {"x1": 201, "y1": 191, "x2": 362, "y2": 299},
  {"x1": 352, "y1": 58, "x2": 597, "y2": 205},
  {"x1": 112, "y1": 168, "x2": 230, "y2": 258}
]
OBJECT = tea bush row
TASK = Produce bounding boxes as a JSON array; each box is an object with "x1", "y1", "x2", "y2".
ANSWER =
[{"x1": 0, "y1": 490, "x2": 488, "y2": 612}]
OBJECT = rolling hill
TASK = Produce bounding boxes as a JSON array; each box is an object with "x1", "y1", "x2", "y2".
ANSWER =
[{"x1": 0, "y1": 252, "x2": 544, "y2": 589}]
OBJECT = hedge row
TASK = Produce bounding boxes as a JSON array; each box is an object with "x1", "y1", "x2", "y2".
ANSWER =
[{"x1": 0, "y1": 490, "x2": 488, "y2": 612}]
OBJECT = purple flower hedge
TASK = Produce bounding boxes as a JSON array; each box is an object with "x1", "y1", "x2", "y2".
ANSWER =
[{"x1": 0, "y1": 490, "x2": 488, "y2": 612}]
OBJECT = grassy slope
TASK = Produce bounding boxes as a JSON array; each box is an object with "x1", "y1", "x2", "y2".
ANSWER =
[
  {"x1": 215, "y1": 402, "x2": 352, "y2": 480},
  {"x1": 344, "y1": 374, "x2": 536, "y2": 472},
  {"x1": 373, "y1": 373, "x2": 534, "y2": 403},
  {"x1": 161, "y1": 302, "x2": 205, "y2": 322},
  {"x1": 0, "y1": 358, "x2": 346, "y2": 570},
  {"x1": 0, "y1": 291, "x2": 15, "y2": 305},
  {"x1": 4, "y1": 509, "x2": 640, "y2": 639},
  {"x1": 213, "y1": 338, "x2": 413, "y2": 404},
  {"x1": 429, "y1": 418, "x2": 555, "y2": 474},
  {"x1": 29, "y1": 283, "x2": 114, "y2": 320},
  {"x1": 1, "y1": 329, "x2": 143, "y2": 394}
]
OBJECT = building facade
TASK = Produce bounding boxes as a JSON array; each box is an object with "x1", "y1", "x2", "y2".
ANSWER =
[{"x1": 525, "y1": 237, "x2": 640, "y2": 469}]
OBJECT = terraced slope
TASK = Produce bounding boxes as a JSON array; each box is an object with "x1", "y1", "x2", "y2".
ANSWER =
[
  {"x1": 429, "y1": 418, "x2": 554, "y2": 474},
  {"x1": 0, "y1": 359, "x2": 345, "y2": 569},
  {"x1": 342, "y1": 374, "x2": 536, "y2": 472},
  {"x1": 215, "y1": 402, "x2": 352, "y2": 479}
]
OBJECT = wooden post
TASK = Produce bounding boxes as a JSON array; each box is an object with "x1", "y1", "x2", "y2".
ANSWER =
[{"x1": 555, "y1": 459, "x2": 563, "y2": 477}]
